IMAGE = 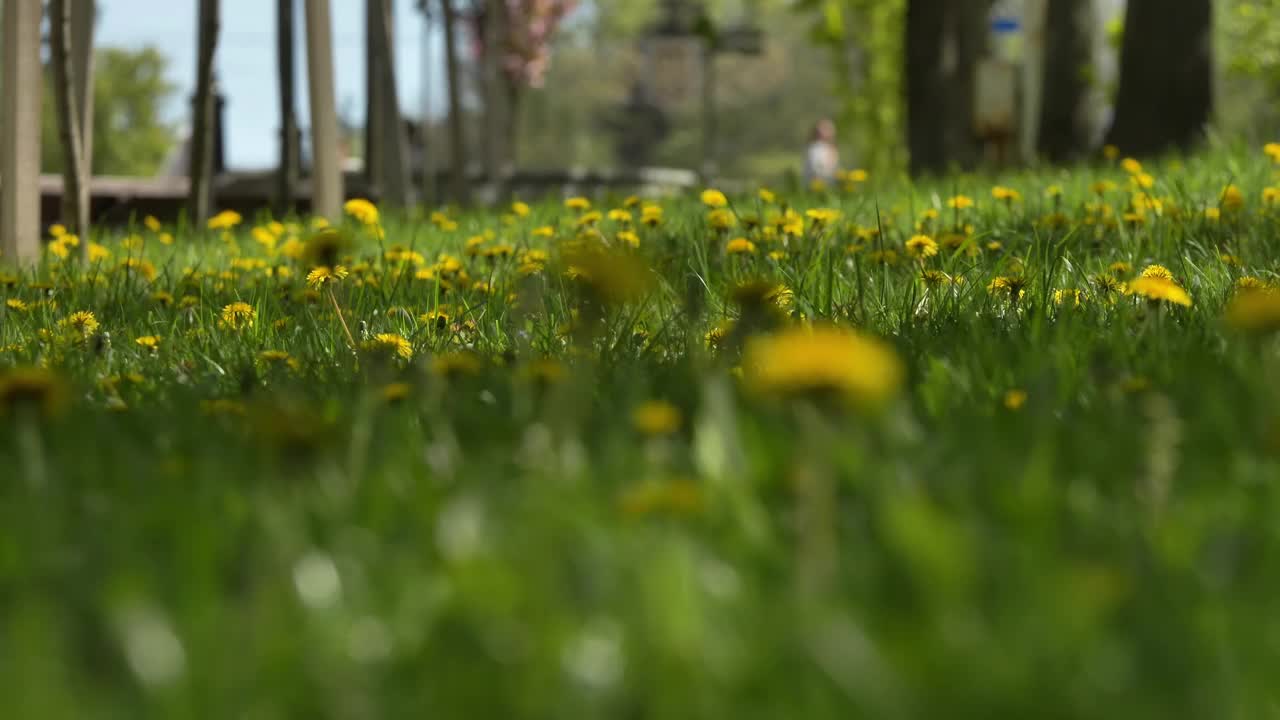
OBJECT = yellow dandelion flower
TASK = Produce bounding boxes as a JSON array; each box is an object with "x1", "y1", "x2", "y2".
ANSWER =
[
  {"x1": 743, "y1": 325, "x2": 903, "y2": 408},
  {"x1": 220, "y1": 302, "x2": 257, "y2": 330},
  {"x1": 1127, "y1": 276, "x2": 1191, "y2": 307},
  {"x1": 532, "y1": 225, "x2": 556, "y2": 238},
  {"x1": 207, "y1": 209, "x2": 243, "y2": 231},
  {"x1": 1103, "y1": 144, "x2": 1120, "y2": 160},
  {"x1": 726, "y1": 237, "x2": 757, "y2": 255},
  {"x1": 59, "y1": 310, "x2": 100, "y2": 339},
  {"x1": 947, "y1": 195, "x2": 975, "y2": 210},
  {"x1": 701, "y1": 189, "x2": 728, "y2": 208},
  {"x1": 707, "y1": 209, "x2": 736, "y2": 231},
  {"x1": 1221, "y1": 184, "x2": 1245, "y2": 212},
  {"x1": 511, "y1": 200, "x2": 531, "y2": 217},
  {"x1": 1266, "y1": 142, "x2": 1280, "y2": 162},
  {"x1": 1121, "y1": 157, "x2": 1143, "y2": 175},
  {"x1": 565, "y1": 196, "x2": 592, "y2": 212},
  {"x1": 1003, "y1": 389, "x2": 1028, "y2": 411},
  {"x1": 432, "y1": 350, "x2": 482, "y2": 377},
  {"x1": 6, "y1": 298, "x2": 29, "y2": 312},
  {"x1": 806, "y1": 208, "x2": 841, "y2": 225},
  {"x1": 758, "y1": 187, "x2": 776, "y2": 204},
  {"x1": 920, "y1": 269, "x2": 952, "y2": 288},
  {"x1": 258, "y1": 350, "x2": 301, "y2": 371},
  {"x1": 1140, "y1": 264, "x2": 1174, "y2": 281},
  {"x1": 144, "y1": 215, "x2": 162, "y2": 232},
  {"x1": 607, "y1": 208, "x2": 633, "y2": 224},
  {"x1": 617, "y1": 230, "x2": 640, "y2": 248},
  {"x1": 306, "y1": 265, "x2": 349, "y2": 289},
  {"x1": 382, "y1": 382, "x2": 412, "y2": 403},
  {"x1": 87, "y1": 242, "x2": 110, "y2": 262},
  {"x1": 1053, "y1": 288, "x2": 1085, "y2": 307},
  {"x1": 905, "y1": 234, "x2": 939, "y2": 259},
  {"x1": 0, "y1": 367, "x2": 68, "y2": 418},
  {"x1": 1225, "y1": 288, "x2": 1280, "y2": 333},
  {"x1": 363, "y1": 333, "x2": 413, "y2": 360},
  {"x1": 632, "y1": 400, "x2": 681, "y2": 436},
  {"x1": 343, "y1": 198, "x2": 380, "y2": 225},
  {"x1": 135, "y1": 335, "x2": 161, "y2": 351},
  {"x1": 991, "y1": 186, "x2": 1022, "y2": 202}
]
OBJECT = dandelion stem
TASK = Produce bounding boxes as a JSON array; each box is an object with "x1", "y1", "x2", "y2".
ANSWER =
[{"x1": 328, "y1": 286, "x2": 357, "y2": 350}]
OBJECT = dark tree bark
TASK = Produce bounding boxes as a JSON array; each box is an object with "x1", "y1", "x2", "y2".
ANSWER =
[
  {"x1": 946, "y1": 0, "x2": 990, "y2": 169},
  {"x1": 905, "y1": 0, "x2": 949, "y2": 175},
  {"x1": 50, "y1": 0, "x2": 89, "y2": 249},
  {"x1": 1105, "y1": 0, "x2": 1212, "y2": 156},
  {"x1": 190, "y1": 0, "x2": 220, "y2": 225},
  {"x1": 441, "y1": 0, "x2": 470, "y2": 204},
  {"x1": 372, "y1": 0, "x2": 411, "y2": 206},
  {"x1": 365, "y1": 0, "x2": 385, "y2": 190},
  {"x1": 277, "y1": 0, "x2": 299, "y2": 215},
  {"x1": 1039, "y1": 0, "x2": 1094, "y2": 162}
]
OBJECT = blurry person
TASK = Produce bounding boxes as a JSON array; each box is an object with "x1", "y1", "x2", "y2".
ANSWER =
[{"x1": 804, "y1": 119, "x2": 839, "y2": 187}]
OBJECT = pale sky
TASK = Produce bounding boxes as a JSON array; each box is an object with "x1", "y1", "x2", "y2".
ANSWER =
[{"x1": 94, "y1": 0, "x2": 448, "y2": 170}]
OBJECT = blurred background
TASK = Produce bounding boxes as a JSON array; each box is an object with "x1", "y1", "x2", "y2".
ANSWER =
[{"x1": 7, "y1": 0, "x2": 1280, "y2": 198}]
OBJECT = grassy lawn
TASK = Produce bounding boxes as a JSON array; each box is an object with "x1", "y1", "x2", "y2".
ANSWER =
[{"x1": 5, "y1": 146, "x2": 1280, "y2": 717}]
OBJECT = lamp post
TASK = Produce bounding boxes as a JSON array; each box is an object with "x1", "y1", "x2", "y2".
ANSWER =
[{"x1": 641, "y1": 0, "x2": 762, "y2": 181}]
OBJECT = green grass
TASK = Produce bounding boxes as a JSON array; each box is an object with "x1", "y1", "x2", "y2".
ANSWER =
[{"x1": 5, "y1": 147, "x2": 1280, "y2": 718}]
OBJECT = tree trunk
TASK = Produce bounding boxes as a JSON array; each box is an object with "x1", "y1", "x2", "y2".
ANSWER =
[
  {"x1": 372, "y1": 0, "x2": 411, "y2": 207},
  {"x1": 189, "y1": 0, "x2": 220, "y2": 226},
  {"x1": 305, "y1": 0, "x2": 344, "y2": 220},
  {"x1": 72, "y1": 0, "x2": 96, "y2": 184},
  {"x1": 1105, "y1": 0, "x2": 1212, "y2": 156},
  {"x1": 364, "y1": 0, "x2": 385, "y2": 191},
  {"x1": 904, "y1": 0, "x2": 949, "y2": 175},
  {"x1": 1038, "y1": 0, "x2": 1093, "y2": 162},
  {"x1": 482, "y1": 0, "x2": 508, "y2": 182},
  {"x1": 277, "y1": 0, "x2": 299, "y2": 215},
  {"x1": 441, "y1": 0, "x2": 470, "y2": 204},
  {"x1": 50, "y1": 0, "x2": 89, "y2": 251},
  {"x1": 946, "y1": 0, "x2": 989, "y2": 169},
  {"x1": 0, "y1": 0, "x2": 43, "y2": 265}
]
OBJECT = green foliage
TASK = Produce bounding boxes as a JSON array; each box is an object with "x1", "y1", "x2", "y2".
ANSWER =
[
  {"x1": 5, "y1": 148, "x2": 1280, "y2": 716},
  {"x1": 794, "y1": 0, "x2": 908, "y2": 175},
  {"x1": 41, "y1": 46, "x2": 177, "y2": 177}
]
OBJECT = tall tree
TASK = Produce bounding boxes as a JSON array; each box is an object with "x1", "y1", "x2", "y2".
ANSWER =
[
  {"x1": 1, "y1": 0, "x2": 44, "y2": 265},
  {"x1": 277, "y1": 0, "x2": 299, "y2": 215},
  {"x1": 904, "y1": 0, "x2": 948, "y2": 175},
  {"x1": 50, "y1": 0, "x2": 89, "y2": 248},
  {"x1": 370, "y1": 0, "x2": 411, "y2": 206},
  {"x1": 306, "y1": 0, "x2": 344, "y2": 220},
  {"x1": 482, "y1": 0, "x2": 509, "y2": 182},
  {"x1": 72, "y1": 0, "x2": 96, "y2": 184},
  {"x1": 189, "y1": 0, "x2": 221, "y2": 225},
  {"x1": 945, "y1": 0, "x2": 989, "y2": 168},
  {"x1": 1105, "y1": 0, "x2": 1212, "y2": 156},
  {"x1": 441, "y1": 0, "x2": 470, "y2": 204},
  {"x1": 1038, "y1": 0, "x2": 1093, "y2": 161},
  {"x1": 364, "y1": 0, "x2": 386, "y2": 191}
]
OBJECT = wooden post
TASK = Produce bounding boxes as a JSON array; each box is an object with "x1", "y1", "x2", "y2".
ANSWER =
[
  {"x1": 306, "y1": 0, "x2": 344, "y2": 220},
  {"x1": 482, "y1": 0, "x2": 509, "y2": 186},
  {"x1": 440, "y1": 0, "x2": 470, "y2": 205},
  {"x1": 277, "y1": 0, "x2": 299, "y2": 215},
  {"x1": 50, "y1": 0, "x2": 89, "y2": 247},
  {"x1": 72, "y1": 0, "x2": 96, "y2": 178},
  {"x1": 372, "y1": 0, "x2": 410, "y2": 207},
  {"x1": 364, "y1": 0, "x2": 384, "y2": 192},
  {"x1": 189, "y1": 0, "x2": 221, "y2": 225},
  {"x1": 1, "y1": 0, "x2": 43, "y2": 266}
]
